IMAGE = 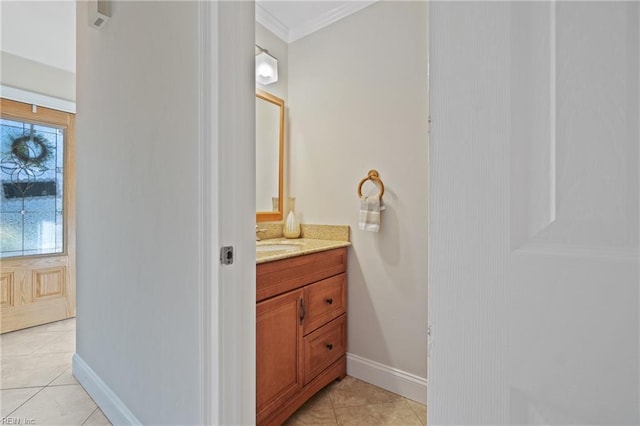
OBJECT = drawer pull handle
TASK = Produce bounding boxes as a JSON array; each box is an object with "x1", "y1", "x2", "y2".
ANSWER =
[
  {"x1": 326, "y1": 343, "x2": 333, "y2": 350},
  {"x1": 326, "y1": 298, "x2": 333, "y2": 305}
]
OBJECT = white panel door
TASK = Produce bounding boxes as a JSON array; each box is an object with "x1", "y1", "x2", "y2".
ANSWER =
[
  {"x1": 509, "y1": 3, "x2": 638, "y2": 424},
  {"x1": 428, "y1": 2, "x2": 639, "y2": 424}
]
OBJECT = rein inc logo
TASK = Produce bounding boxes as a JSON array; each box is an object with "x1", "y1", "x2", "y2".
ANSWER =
[{"x1": 1, "y1": 418, "x2": 35, "y2": 425}]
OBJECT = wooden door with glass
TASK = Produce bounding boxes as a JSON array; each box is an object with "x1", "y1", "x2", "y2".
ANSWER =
[{"x1": 0, "y1": 99, "x2": 76, "y2": 333}]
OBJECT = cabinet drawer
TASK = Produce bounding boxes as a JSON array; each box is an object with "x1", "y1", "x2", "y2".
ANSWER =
[
  {"x1": 257, "y1": 248, "x2": 347, "y2": 302},
  {"x1": 303, "y1": 315, "x2": 346, "y2": 384},
  {"x1": 303, "y1": 274, "x2": 346, "y2": 335}
]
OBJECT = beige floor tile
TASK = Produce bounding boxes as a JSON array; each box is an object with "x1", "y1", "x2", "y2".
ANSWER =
[
  {"x1": 0, "y1": 330, "x2": 64, "y2": 356},
  {"x1": 28, "y1": 318, "x2": 76, "y2": 333},
  {"x1": 11, "y1": 384, "x2": 97, "y2": 425},
  {"x1": 82, "y1": 408, "x2": 112, "y2": 425},
  {"x1": 49, "y1": 368, "x2": 80, "y2": 386},
  {"x1": 328, "y1": 376, "x2": 404, "y2": 408},
  {"x1": 283, "y1": 387, "x2": 336, "y2": 425},
  {"x1": 334, "y1": 401, "x2": 422, "y2": 426},
  {"x1": 1, "y1": 352, "x2": 72, "y2": 389},
  {"x1": 31, "y1": 330, "x2": 75, "y2": 354},
  {"x1": 284, "y1": 407, "x2": 337, "y2": 425},
  {"x1": 0, "y1": 387, "x2": 43, "y2": 416},
  {"x1": 406, "y1": 399, "x2": 427, "y2": 425},
  {"x1": 300, "y1": 386, "x2": 334, "y2": 411}
]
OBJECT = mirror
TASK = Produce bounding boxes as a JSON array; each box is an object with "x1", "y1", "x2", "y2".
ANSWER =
[{"x1": 256, "y1": 89, "x2": 284, "y2": 222}]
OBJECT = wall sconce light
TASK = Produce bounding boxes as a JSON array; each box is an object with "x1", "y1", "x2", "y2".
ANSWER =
[{"x1": 255, "y1": 45, "x2": 278, "y2": 85}]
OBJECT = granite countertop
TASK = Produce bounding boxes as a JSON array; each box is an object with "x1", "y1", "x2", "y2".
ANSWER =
[{"x1": 256, "y1": 237, "x2": 351, "y2": 264}]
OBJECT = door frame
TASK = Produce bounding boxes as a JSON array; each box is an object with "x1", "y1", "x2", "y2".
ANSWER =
[
  {"x1": 199, "y1": 2, "x2": 256, "y2": 424},
  {"x1": 0, "y1": 86, "x2": 76, "y2": 114}
]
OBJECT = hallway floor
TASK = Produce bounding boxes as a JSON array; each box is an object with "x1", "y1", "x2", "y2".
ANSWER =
[
  {"x1": 0, "y1": 318, "x2": 109, "y2": 425},
  {"x1": 1, "y1": 319, "x2": 426, "y2": 425}
]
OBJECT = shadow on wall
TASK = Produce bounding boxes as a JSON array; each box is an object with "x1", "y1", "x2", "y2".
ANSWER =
[
  {"x1": 347, "y1": 249, "x2": 393, "y2": 367},
  {"x1": 374, "y1": 188, "x2": 401, "y2": 267},
  {"x1": 372, "y1": 186, "x2": 421, "y2": 300}
]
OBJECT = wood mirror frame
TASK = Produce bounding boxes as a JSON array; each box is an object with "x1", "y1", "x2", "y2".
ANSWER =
[{"x1": 256, "y1": 89, "x2": 284, "y2": 222}]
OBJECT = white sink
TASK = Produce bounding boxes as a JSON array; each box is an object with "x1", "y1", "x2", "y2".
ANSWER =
[{"x1": 256, "y1": 242, "x2": 303, "y2": 253}]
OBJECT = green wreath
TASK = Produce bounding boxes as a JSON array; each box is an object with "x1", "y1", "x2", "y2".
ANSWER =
[{"x1": 10, "y1": 134, "x2": 52, "y2": 167}]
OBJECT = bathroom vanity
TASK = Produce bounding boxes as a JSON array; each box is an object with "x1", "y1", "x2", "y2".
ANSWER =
[
  {"x1": 256, "y1": 243, "x2": 348, "y2": 426},
  {"x1": 254, "y1": 87, "x2": 351, "y2": 424}
]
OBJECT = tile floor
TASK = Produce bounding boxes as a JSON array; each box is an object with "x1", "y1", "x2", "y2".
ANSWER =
[
  {"x1": 1, "y1": 319, "x2": 426, "y2": 425},
  {"x1": 283, "y1": 376, "x2": 426, "y2": 426},
  {"x1": 0, "y1": 318, "x2": 110, "y2": 425}
]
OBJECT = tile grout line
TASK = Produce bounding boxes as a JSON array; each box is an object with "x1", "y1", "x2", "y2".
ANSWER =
[
  {"x1": 4, "y1": 383, "x2": 98, "y2": 423},
  {"x1": 81, "y1": 407, "x2": 99, "y2": 425},
  {"x1": 46, "y1": 365, "x2": 71, "y2": 387},
  {"x1": 333, "y1": 399, "x2": 425, "y2": 425},
  {"x1": 1, "y1": 319, "x2": 79, "y2": 422},
  {"x1": 328, "y1": 387, "x2": 339, "y2": 426},
  {"x1": 403, "y1": 398, "x2": 424, "y2": 425},
  {"x1": 1, "y1": 385, "x2": 47, "y2": 391},
  {"x1": 4, "y1": 358, "x2": 75, "y2": 418},
  {"x1": 5, "y1": 386, "x2": 46, "y2": 418}
]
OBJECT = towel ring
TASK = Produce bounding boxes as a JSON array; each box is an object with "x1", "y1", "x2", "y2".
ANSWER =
[{"x1": 357, "y1": 170, "x2": 385, "y2": 199}]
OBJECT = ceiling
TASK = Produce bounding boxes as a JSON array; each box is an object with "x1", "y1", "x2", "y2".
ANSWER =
[
  {"x1": 0, "y1": 1, "x2": 375, "y2": 75},
  {"x1": 0, "y1": 1, "x2": 76, "y2": 72},
  {"x1": 256, "y1": 1, "x2": 377, "y2": 43}
]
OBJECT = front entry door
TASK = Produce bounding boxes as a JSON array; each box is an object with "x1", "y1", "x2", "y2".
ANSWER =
[{"x1": 0, "y1": 98, "x2": 76, "y2": 333}]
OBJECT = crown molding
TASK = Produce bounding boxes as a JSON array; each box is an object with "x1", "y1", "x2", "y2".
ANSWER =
[
  {"x1": 256, "y1": 1, "x2": 379, "y2": 44},
  {"x1": 288, "y1": 1, "x2": 378, "y2": 43},
  {"x1": 255, "y1": 3, "x2": 290, "y2": 43}
]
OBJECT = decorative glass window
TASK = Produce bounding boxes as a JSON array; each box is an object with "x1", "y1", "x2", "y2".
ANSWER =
[{"x1": 0, "y1": 119, "x2": 65, "y2": 258}]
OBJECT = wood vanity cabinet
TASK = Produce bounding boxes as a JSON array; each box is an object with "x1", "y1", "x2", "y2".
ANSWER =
[{"x1": 256, "y1": 247, "x2": 348, "y2": 426}]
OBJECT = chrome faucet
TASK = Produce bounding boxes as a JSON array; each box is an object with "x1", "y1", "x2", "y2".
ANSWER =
[{"x1": 256, "y1": 225, "x2": 268, "y2": 241}]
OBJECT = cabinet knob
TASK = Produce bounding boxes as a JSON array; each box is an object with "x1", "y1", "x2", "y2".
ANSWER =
[
  {"x1": 326, "y1": 343, "x2": 333, "y2": 350},
  {"x1": 326, "y1": 298, "x2": 333, "y2": 305}
]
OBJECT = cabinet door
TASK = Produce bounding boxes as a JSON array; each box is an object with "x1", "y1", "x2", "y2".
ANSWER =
[{"x1": 256, "y1": 289, "x2": 304, "y2": 420}]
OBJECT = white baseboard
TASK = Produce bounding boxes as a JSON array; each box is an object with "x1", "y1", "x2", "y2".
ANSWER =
[
  {"x1": 72, "y1": 353, "x2": 141, "y2": 425},
  {"x1": 346, "y1": 353, "x2": 427, "y2": 405},
  {"x1": 72, "y1": 351, "x2": 426, "y2": 424}
]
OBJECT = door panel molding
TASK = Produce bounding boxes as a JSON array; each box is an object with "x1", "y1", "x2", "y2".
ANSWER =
[
  {"x1": 0, "y1": 272, "x2": 14, "y2": 307},
  {"x1": 33, "y1": 267, "x2": 66, "y2": 300}
]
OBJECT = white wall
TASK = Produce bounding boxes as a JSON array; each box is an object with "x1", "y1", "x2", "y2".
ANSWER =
[
  {"x1": 75, "y1": 2, "x2": 202, "y2": 424},
  {"x1": 1, "y1": 1, "x2": 75, "y2": 72},
  {"x1": 0, "y1": 1, "x2": 75, "y2": 101},
  {"x1": 429, "y1": 1, "x2": 639, "y2": 424},
  {"x1": 288, "y1": 0, "x2": 428, "y2": 390}
]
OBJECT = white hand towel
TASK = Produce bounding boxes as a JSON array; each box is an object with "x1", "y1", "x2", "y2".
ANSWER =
[{"x1": 359, "y1": 196, "x2": 385, "y2": 232}]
